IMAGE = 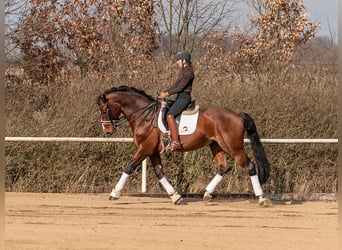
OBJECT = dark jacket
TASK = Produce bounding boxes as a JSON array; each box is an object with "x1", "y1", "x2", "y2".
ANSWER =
[{"x1": 166, "y1": 66, "x2": 194, "y2": 96}]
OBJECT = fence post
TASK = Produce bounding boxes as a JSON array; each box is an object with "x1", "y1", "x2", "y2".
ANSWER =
[{"x1": 142, "y1": 159, "x2": 147, "y2": 193}]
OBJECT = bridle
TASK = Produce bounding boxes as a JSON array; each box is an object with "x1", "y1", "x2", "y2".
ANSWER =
[
  {"x1": 100, "y1": 102, "x2": 125, "y2": 130},
  {"x1": 100, "y1": 99, "x2": 159, "y2": 130}
]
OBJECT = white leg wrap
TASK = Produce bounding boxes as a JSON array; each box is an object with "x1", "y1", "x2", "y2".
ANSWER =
[
  {"x1": 205, "y1": 174, "x2": 223, "y2": 194},
  {"x1": 115, "y1": 172, "x2": 130, "y2": 191},
  {"x1": 159, "y1": 177, "x2": 175, "y2": 196},
  {"x1": 250, "y1": 175, "x2": 263, "y2": 197}
]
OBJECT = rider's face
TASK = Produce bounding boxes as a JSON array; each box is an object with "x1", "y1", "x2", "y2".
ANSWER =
[{"x1": 176, "y1": 59, "x2": 184, "y2": 68}]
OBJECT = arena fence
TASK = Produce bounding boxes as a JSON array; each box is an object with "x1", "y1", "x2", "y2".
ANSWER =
[{"x1": 5, "y1": 137, "x2": 338, "y2": 193}]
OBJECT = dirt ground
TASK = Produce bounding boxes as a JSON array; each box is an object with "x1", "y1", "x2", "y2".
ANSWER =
[{"x1": 5, "y1": 192, "x2": 338, "y2": 250}]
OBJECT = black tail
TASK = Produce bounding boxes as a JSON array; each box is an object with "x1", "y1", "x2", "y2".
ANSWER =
[{"x1": 240, "y1": 112, "x2": 270, "y2": 185}]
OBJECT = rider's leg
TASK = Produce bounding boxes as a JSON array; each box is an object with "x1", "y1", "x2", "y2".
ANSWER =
[
  {"x1": 166, "y1": 93, "x2": 191, "y2": 151},
  {"x1": 166, "y1": 114, "x2": 182, "y2": 150}
]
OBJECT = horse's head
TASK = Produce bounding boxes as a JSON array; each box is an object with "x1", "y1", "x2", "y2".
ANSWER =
[
  {"x1": 97, "y1": 86, "x2": 159, "y2": 134},
  {"x1": 97, "y1": 93, "x2": 122, "y2": 134}
]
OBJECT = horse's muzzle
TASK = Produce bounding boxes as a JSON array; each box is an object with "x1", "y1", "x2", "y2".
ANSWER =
[{"x1": 101, "y1": 121, "x2": 114, "y2": 134}]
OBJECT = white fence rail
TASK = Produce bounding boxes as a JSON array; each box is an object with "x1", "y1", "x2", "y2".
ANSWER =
[
  {"x1": 5, "y1": 137, "x2": 338, "y2": 193},
  {"x1": 4, "y1": 137, "x2": 338, "y2": 143}
]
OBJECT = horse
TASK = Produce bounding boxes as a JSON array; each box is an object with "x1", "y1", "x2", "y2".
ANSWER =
[{"x1": 97, "y1": 85, "x2": 271, "y2": 206}]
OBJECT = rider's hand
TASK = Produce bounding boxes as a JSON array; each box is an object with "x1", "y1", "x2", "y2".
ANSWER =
[{"x1": 158, "y1": 91, "x2": 169, "y2": 99}]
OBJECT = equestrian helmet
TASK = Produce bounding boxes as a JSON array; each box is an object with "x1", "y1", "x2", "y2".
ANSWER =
[{"x1": 175, "y1": 51, "x2": 191, "y2": 62}]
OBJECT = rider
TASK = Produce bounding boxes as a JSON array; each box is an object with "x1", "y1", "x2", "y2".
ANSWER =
[{"x1": 158, "y1": 50, "x2": 195, "y2": 150}]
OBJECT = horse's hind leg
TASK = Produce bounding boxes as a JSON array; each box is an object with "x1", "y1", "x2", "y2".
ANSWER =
[
  {"x1": 203, "y1": 142, "x2": 232, "y2": 201},
  {"x1": 149, "y1": 153, "x2": 182, "y2": 205},
  {"x1": 231, "y1": 150, "x2": 271, "y2": 206}
]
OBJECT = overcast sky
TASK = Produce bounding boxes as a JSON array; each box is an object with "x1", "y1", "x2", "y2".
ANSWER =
[
  {"x1": 234, "y1": 0, "x2": 338, "y2": 42},
  {"x1": 5, "y1": 0, "x2": 338, "y2": 43},
  {"x1": 303, "y1": 0, "x2": 338, "y2": 40}
]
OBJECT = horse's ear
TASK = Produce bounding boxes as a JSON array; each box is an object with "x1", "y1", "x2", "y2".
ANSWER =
[
  {"x1": 95, "y1": 90, "x2": 106, "y2": 106},
  {"x1": 102, "y1": 94, "x2": 108, "y2": 102},
  {"x1": 95, "y1": 89, "x2": 102, "y2": 98}
]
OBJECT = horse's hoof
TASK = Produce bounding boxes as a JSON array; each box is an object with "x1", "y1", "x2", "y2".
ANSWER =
[
  {"x1": 203, "y1": 191, "x2": 212, "y2": 202},
  {"x1": 109, "y1": 189, "x2": 120, "y2": 201},
  {"x1": 109, "y1": 196, "x2": 119, "y2": 201},
  {"x1": 258, "y1": 197, "x2": 272, "y2": 207},
  {"x1": 170, "y1": 192, "x2": 183, "y2": 205},
  {"x1": 174, "y1": 197, "x2": 183, "y2": 205}
]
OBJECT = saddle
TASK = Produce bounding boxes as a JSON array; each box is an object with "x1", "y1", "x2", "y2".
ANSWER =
[
  {"x1": 157, "y1": 100, "x2": 200, "y2": 152},
  {"x1": 157, "y1": 99, "x2": 199, "y2": 136},
  {"x1": 161, "y1": 99, "x2": 198, "y2": 128}
]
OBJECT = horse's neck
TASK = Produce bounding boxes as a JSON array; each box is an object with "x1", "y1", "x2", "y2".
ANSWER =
[{"x1": 120, "y1": 95, "x2": 153, "y2": 122}]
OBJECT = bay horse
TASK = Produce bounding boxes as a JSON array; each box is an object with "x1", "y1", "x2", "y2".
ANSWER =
[{"x1": 97, "y1": 85, "x2": 271, "y2": 206}]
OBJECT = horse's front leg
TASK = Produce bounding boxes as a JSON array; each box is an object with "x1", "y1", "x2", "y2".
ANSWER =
[
  {"x1": 109, "y1": 152, "x2": 145, "y2": 200},
  {"x1": 150, "y1": 153, "x2": 183, "y2": 205}
]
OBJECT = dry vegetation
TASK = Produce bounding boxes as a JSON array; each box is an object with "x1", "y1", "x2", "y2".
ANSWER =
[{"x1": 5, "y1": 0, "x2": 337, "y2": 197}]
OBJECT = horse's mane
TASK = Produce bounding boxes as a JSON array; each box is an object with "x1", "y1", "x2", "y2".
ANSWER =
[{"x1": 104, "y1": 85, "x2": 155, "y2": 101}]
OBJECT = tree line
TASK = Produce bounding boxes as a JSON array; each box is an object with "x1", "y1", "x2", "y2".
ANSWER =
[{"x1": 6, "y1": 0, "x2": 320, "y2": 84}]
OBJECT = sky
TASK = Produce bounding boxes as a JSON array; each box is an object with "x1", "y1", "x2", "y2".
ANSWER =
[
  {"x1": 303, "y1": 0, "x2": 338, "y2": 40},
  {"x1": 5, "y1": 0, "x2": 338, "y2": 45},
  {"x1": 234, "y1": 0, "x2": 338, "y2": 42}
]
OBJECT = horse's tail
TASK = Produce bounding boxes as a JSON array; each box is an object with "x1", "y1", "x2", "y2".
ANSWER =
[{"x1": 240, "y1": 112, "x2": 270, "y2": 185}]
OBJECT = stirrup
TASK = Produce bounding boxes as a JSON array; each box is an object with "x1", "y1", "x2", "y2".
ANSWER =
[{"x1": 170, "y1": 140, "x2": 182, "y2": 151}]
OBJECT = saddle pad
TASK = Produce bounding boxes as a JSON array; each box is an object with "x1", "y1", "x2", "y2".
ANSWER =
[
  {"x1": 157, "y1": 110, "x2": 199, "y2": 135},
  {"x1": 182, "y1": 105, "x2": 199, "y2": 115}
]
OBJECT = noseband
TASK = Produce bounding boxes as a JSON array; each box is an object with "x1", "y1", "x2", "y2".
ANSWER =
[{"x1": 100, "y1": 102, "x2": 125, "y2": 129}]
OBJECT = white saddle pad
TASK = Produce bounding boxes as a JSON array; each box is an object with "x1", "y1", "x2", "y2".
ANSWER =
[{"x1": 157, "y1": 110, "x2": 199, "y2": 135}]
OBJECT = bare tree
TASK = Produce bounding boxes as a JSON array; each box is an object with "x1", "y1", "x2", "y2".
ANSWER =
[
  {"x1": 156, "y1": 0, "x2": 238, "y2": 56},
  {"x1": 243, "y1": 0, "x2": 268, "y2": 15},
  {"x1": 5, "y1": 0, "x2": 26, "y2": 62}
]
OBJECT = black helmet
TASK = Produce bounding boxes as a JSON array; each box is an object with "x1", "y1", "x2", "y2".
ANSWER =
[{"x1": 175, "y1": 51, "x2": 191, "y2": 62}]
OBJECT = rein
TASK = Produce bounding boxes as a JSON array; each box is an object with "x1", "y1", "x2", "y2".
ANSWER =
[
  {"x1": 126, "y1": 100, "x2": 159, "y2": 123},
  {"x1": 101, "y1": 99, "x2": 160, "y2": 129}
]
